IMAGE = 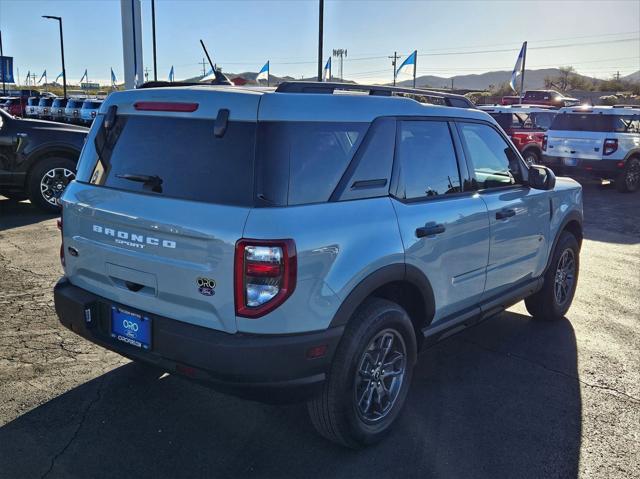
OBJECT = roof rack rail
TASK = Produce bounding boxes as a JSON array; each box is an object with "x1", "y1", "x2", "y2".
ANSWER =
[
  {"x1": 275, "y1": 81, "x2": 475, "y2": 108},
  {"x1": 612, "y1": 104, "x2": 640, "y2": 109},
  {"x1": 140, "y1": 71, "x2": 232, "y2": 89}
]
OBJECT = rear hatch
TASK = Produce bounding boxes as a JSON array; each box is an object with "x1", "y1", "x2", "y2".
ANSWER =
[
  {"x1": 546, "y1": 112, "x2": 614, "y2": 160},
  {"x1": 62, "y1": 87, "x2": 261, "y2": 333}
]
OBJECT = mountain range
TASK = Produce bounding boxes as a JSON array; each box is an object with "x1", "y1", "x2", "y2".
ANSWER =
[{"x1": 187, "y1": 68, "x2": 639, "y2": 91}]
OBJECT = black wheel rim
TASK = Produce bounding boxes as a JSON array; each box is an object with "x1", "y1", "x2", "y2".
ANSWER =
[
  {"x1": 625, "y1": 160, "x2": 640, "y2": 190},
  {"x1": 354, "y1": 328, "x2": 406, "y2": 424},
  {"x1": 554, "y1": 248, "x2": 576, "y2": 306},
  {"x1": 524, "y1": 153, "x2": 536, "y2": 167},
  {"x1": 40, "y1": 167, "x2": 75, "y2": 206}
]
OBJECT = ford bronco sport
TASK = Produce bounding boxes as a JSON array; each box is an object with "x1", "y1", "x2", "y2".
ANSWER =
[
  {"x1": 53, "y1": 82, "x2": 583, "y2": 448},
  {"x1": 542, "y1": 105, "x2": 640, "y2": 192}
]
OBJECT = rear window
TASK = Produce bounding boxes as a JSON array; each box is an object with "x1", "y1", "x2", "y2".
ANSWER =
[
  {"x1": 82, "y1": 101, "x2": 102, "y2": 109},
  {"x1": 67, "y1": 100, "x2": 84, "y2": 108},
  {"x1": 76, "y1": 115, "x2": 256, "y2": 206},
  {"x1": 52, "y1": 99, "x2": 67, "y2": 108},
  {"x1": 256, "y1": 121, "x2": 368, "y2": 206},
  {"x1": 38, "y1": 98, "x2": 53, "y2": 107},
  {"x1": 550, "y1": 113, "x2": 614, "y2": 132},
  {"x1": 28, "y1": 98, "x2": 39, "y2": 106}
]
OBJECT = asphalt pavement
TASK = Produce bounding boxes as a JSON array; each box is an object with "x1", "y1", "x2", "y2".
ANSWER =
[{"x1": 0, "y1": 180, "x2": 638, "y2": 479}]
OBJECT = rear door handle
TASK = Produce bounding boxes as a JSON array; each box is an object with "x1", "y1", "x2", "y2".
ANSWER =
[
  {"x1": 496, "y1": 209, "x2": 516, "y2": 220},
  {"x1": 416, "y1": 223, "x2": 446, "y2": 238}
]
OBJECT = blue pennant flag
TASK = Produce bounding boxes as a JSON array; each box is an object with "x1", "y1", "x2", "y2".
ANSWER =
[
  {"x1": 396, "y1": 50, "x2": 417, "y2": 76},
  {"x1": 323, "y1": 57, "x2": 331, "y2": 81},
  {"x1": 111, "y1": 68, "x2": 117, "y2": 85},
  {"x1": 79, "y1": 69, "x2": 88, "y2": 84},
  {"x1": 168, "y1": 66, "x2": 174, "y2": 82},
  {"x1": 54, "y1": 71, "x2": 64, "y2": 83},
  {"x1": 38, "y1": 70, "x2": 47, "y2": 84},
  {"x1": 510, "y1": 42, "x2": 527, "y2": 93},
  {"x1": 256, "y1": 61, "x2": 269, "y2": 82}
]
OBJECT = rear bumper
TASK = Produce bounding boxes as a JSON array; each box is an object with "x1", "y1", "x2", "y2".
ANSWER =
[
  {"x1": 54, "y1": 278, "x2": 343, "y2": 403},
  {"x1": 542, "y1": 155, "x2": 625, "y2": 178}
]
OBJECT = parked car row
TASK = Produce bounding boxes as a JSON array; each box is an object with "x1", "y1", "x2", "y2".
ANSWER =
[{"x1": 1, "y1": 95, "x2": 103, "y2": 125}]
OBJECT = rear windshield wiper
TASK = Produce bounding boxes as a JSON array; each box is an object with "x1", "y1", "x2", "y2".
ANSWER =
[{"x1": 116, "y1": 173, "x2": 163, "y2": 193}]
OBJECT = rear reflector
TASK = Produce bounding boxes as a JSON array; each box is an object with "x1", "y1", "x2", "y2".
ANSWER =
[{"x1": 134, "y1": 101, "x2": 199, "y2": 112}]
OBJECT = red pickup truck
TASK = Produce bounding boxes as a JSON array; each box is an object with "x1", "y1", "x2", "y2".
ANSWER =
[{"x1": 480, "y1": 105, "x2": 558, "y2": 166}]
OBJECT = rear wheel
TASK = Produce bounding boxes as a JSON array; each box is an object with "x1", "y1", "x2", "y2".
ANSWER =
[
  {"x1": 307, "y1": 298, "x2": 417, "y2": 448},
  {"x1": 525, "y1": 231, "x2": 579, "y2": 321},
  {"x1": 616, "y1": 157, "x2": 640, "y2": 193},
  {"x1": 27, "y1": 157, "x2": 76, "y2": 213}
]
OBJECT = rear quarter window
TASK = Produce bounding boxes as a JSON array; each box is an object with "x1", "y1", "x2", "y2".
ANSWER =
[{"x1": 256, "y1": 121, "x2": 368, "y2": 206}]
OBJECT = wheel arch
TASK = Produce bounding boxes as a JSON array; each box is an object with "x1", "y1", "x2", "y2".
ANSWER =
[
  {"x1": 329, "y1": 264, "x2": 435, "y2": 348},
  {"x1": 545, "y1": 210, "x2": 583, "y2": 274},
  {"x1": 25, "y1": 146, "x2": 81, "y2": 185}
]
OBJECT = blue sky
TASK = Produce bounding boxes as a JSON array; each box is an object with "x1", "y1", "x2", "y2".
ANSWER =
[{"x1": 1, "y1": 0, "x2": 638, "y2": 85}]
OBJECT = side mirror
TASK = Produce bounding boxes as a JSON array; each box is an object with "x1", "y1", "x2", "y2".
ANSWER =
[{"x1": 528, "y1": 165, "x2": 556, "y2": 191}]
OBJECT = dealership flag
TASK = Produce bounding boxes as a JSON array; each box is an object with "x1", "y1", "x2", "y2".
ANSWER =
[
  {"x1": 38, "y1": 70, "x2": 47, "y2": 84},
  {"x1": 111, "y1": 68, "x2": 117, "y2": 85},
  {"x1": 323, "y1": 57, "x2": 331, "y2": 81},
  {"x1": 396, "y1": 50, "x2": 417, "y2": 87},
  {"x1": 510, "y1": 42, "x2": 527, "y2": 93},
  {"x1": 256, "y1": 61, "x2": 269, "y2": 84},
  {"x1": 54, "y1": 71, "x2": 64, "y2": 83},
  {"x1": 168, "y1": 66, "x2": 174, "y2": 82},
  {"x1": 79, "y1": 69, "x2": 88, "y2": 84}
]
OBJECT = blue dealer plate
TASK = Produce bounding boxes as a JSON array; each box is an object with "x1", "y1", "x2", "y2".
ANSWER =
[
  {"x1": 111, "y1": 306, "x2": 152, "y2": 350},
  {"x1": 563, "y1": 158, "x2": 578, "y2": 166}
]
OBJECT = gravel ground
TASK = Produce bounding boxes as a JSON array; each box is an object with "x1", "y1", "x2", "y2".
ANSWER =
[{"x1": 0, "y1": 180, "x2": 638, "y2": 479}]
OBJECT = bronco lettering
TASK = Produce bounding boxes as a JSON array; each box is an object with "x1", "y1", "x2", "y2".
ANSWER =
[{"x1": 92, "y1": 224, "x2": 176, "y2": 249}]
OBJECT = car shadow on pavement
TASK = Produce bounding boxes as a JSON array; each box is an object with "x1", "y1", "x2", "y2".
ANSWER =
[
  {"x1": 0, "y1": 312, "x2": 581, "y2": 479},
  {"x1": 0, "y1": 198, "x2": 56, "y2": 231}
]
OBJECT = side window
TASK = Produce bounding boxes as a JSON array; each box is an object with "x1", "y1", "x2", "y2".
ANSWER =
[
  {"x1": 615, "y1": 115, "x2": 640, "y2": 133},
  {"x1": 394, "y1": 120, "x2": 461, "y2": 200},
  {"x1": 458, "y1": 122, "x2": 523, "y2": 190}
]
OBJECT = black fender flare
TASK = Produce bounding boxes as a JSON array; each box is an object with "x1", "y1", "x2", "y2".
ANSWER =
[
  {"x1": 329, "y1": 263, "x2": 436, "y2": 329},
  {"x1": 623, "y1": 148, "x2": 640, "y2": 162},
  {"x1": 544, "y1": 209, "x2": 583, "y2": 274}
]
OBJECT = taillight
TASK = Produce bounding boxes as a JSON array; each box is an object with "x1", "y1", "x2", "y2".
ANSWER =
[
  {"x1": 91, "y1": 110, "x2": 97, "y2": 118},
  {"x1": 542, "y1": 135, "x2": 548, "y2": 151},
  {"x1": 603, "y1": 139, "x2": 618, "y2": 156},
  {"x1": 57, "y1": 218, "x2": 65, "y2": 268},
  {"x1": 234, "y1": 239, "x2": 297, "y2": 318}
]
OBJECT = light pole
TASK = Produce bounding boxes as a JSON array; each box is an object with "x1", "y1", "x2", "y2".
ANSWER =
[
  {"x1": 317, "y1": 0, "x2": 324, "y2": 81},
  {"x1": 151, "y1": 0, "x2": 158, "y2": 81},
  {"x1": 42, "y1": 15, "x2": 67, "y2": 99}
]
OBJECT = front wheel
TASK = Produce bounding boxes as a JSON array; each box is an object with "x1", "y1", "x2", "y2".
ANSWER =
[
  {"x1": 525, "y1": 231, "x2": 579, "y2": 321},
  {"x1": 27, "y1": 157, "x2": 76, "y2": 213},
  {"x1": 616, "y1": 157, "x2": 640, "y2": 193},
  {"x1": 307, "y1": 298, "x2": 417, "y2": 448}
]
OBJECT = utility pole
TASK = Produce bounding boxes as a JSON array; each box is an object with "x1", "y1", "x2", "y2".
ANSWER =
[
  {"x1": 333, "y1": 49, "x2": 347, "y2": 82},
  {"x1": 42, "y1": 16, "x2": 67, "y2": 99},
  {"x1": 144, "y1": 67, "x2": 150, "y2": 82},
  {"x1": 615, "y1": 71, "x2": 620, "y2": 81},
  {"x1": 0, "y1": 30, "x2": 5, "y2": 94},
  {"x1": 200, "y1": 58, "x2": 207, "y2": 77},
  {"x1": 451, "y1": 78, "x2": 454, "y2": 91},
  {"x1": 317, "y1": 0, "x2": 324, "y2": 81},
  {"x1": 389, "y1": 51, "x2": 401, "y2": 86},
  {"x1": 151, "y1": 0, "x2": 158, "y2": 81}
]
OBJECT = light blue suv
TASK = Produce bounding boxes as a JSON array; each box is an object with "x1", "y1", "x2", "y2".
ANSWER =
[{"x1": 53, "y1": 82, "x2": 583, "y2": 447}]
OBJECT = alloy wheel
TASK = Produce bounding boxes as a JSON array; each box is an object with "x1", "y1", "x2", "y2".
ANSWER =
[
  {"x1": 554, "y1": 248, "x2": 576, "y2": 306},
  {"x1": 40, "y1": 167, "x2": 75, "y2": 206},
  {"x1": 354, "y1": 328, "x2": 407, "y2": 424}
]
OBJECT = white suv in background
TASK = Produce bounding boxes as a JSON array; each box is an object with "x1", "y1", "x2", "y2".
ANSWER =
[{"x1": 542, "y1": 106, "x2": 640, "y2": 192}]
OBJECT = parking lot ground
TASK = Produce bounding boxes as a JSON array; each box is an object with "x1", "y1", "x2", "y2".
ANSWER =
[{"x1": 0, "y1": 180, "x2": 638, "y2": 479}]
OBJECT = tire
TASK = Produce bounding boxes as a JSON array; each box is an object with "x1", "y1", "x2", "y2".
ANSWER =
[
  {"x1": 525, "y1": 231, "x2": 579, "y2": 321},
  {"x1": 27, "y1": 157, "x2": 77, "y2": 213},
  {"x1": 523, "y1": 149, "x2": 540, "y2": 167},
  {"x1": 616, "y1": 157, "x2": 640, "y2": 193},
  {"x1": 307, "y1": 298, "x2": 417, "y2": 448}
]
